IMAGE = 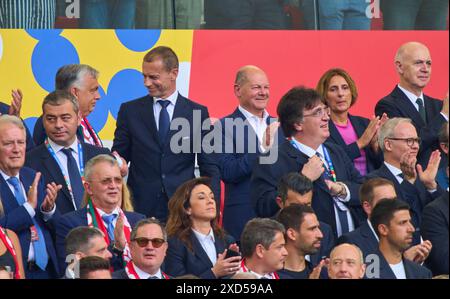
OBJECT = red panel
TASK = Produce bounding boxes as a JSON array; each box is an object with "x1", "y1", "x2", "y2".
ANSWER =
[{"x1": 190, "y1": 31, "x2": 448, "y2": 119}]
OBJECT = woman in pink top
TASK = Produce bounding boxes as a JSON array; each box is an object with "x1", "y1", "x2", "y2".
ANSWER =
[{"x1": 316, "y1": 68, "x2": 386, "y2": 176}]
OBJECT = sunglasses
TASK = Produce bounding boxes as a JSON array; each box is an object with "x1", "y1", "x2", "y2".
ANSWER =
[{"x1": 132, "y1": 237, "x2": 166, "y2": 248}]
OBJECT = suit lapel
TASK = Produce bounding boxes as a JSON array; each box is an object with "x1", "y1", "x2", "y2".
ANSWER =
[
  {"x1": 41, "y1": 148, "x2": 71, "y2": 200},
  {"x1": 190, "y1": 233, "x2": 214, "y2": 268},
  {"x1": 328, "y1": 120, "x2": 346, "y2": 146},
  {"x1": 138, "y1": 95, "x2": 160, "y2": 147},
  {"x1": 0, "y1": 174, "x2": 18, "y2": 211}
]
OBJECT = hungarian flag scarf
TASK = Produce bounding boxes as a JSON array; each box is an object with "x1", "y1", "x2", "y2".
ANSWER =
[
  {"x1": 86, "y1": 199, "x2": 132, "y2": 262},
  {"x1": 0, "y1": 227, "x2": 21, "y2": 279}
]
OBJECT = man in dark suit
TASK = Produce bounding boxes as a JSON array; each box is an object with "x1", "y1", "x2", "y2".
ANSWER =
[
  {"x1": 367, "y1": 117, "x2": 443, "y2": 244},
  {"x1": 54, "y1": 155, "x2": 145, "y2": 274},
  {"x1": 0, "y1": 115, "x2": 61, "y2": 278},
  {"x1": 275, "y1": 172, "x2": 335, "y2": 266},
  {"x1": 218, "y1": 65, "x2": 282, "y2": 241},
  {"x1": 1, "y1": 90, "x2": 35, "y2": 152},
  {"x1": 112, "y1": 46, "x2": 220, "y2": 221},
  {"x1": 327, "y1": 243, "x2": 366, "y2": 279},
  {"x1": 25, "y1": 91, "x2": 110, "y2": 215},
  {"x1": 251, "y1": 87, "x2": 364, "y2": 238},
  {"x1": 421, "y1": 191, "x2": 449, "y2": 276},
  {"x1": 369, "y1": 199, "x2": 432, "y2": 279},
  {"x1": 113, "y1": 218, "x2": 171, "y2": 279},
  {"x1": 375, "y1": 41, "x2": 448, "y2": 167},
  {"x1": 338, "y1": 178, "x2": 432, "y2": 264}
]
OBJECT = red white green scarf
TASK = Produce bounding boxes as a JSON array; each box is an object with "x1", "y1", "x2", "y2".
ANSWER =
[
  {"x1": 0, "y1": 227, "x2": 21, "y2": 279},
  {"x1": 240, "y1": 259, "x2": 280, "y2": 279},
  {"x1": 86, "y1": 199, "x2": 132, "y2": 262},
  {"x1": 124, "y1": 261, "x2": 170, "y2": 279}
]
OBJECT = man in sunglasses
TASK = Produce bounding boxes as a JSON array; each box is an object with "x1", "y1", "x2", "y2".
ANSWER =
[
  {"x1": 367, "y1": 117, "x2": 443, "y2": 245},
  {"x1": 112, "y1": 218, "x2": 170, "y2": 279}
]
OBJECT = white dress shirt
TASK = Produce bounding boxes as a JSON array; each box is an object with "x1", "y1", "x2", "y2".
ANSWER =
[
  {"x1": 97, "y1": 207, "x2": 120, "y2": 229},
  {"x1": 47, "y1": 138, "x2": 81, "y2": 174},
  {"x1": 390, "y1": 260, "x2": 407, "y2": 279},
  {"x1": 238, "y1": 106, "x2": 269, "y2": 152},
  {"x1": 133, "y1": 263, "x2": 162, "y2": 279},
  {"x1": 192, "y1": 228, "x2": 217, "y2": 265},
  {"x1": 153, "y1": 90, "x2": 179, "y2": 130}
]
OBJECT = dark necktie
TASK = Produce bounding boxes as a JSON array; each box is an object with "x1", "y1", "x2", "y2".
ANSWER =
[
  {"x1": 158, "y1": 100, "x2": 170, "y2": 145},
  {"x1": 416, "y1": 98, "x2": 426, "y2": 124},
  {"x1": 148, "y1": 276, "x2": 159, "y2": 279},
  {"x1": 102, "y1": 214, "x2": 118, "y2": 242},
  {"x1": 61, "y1": 148, "x2": 84, "y2": 209},
  {"x1": 7, "y1": 177, "x2": 49, "y2": 270}
]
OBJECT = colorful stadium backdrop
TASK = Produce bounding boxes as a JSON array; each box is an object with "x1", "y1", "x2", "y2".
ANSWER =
[{"x1": 0, "y1": 29, "x2": 448, "y2": 146}]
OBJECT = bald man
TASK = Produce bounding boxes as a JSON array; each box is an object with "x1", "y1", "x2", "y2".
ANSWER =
[
  {"x1": 327, "y1": 243, "x2": 366, "y2": 279},
  {"x1": 217, "y1": 65, "x2": 284, "y2": 241},
  {"x1": 375, "y1": 41, "x2": 448, "y2": 167}
]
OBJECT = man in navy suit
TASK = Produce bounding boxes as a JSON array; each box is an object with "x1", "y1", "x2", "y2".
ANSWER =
[
  {"x1": 1, "y1": 90, "x2": 35, "y2": 152},
  {"x1": 338, "y1": 178, "x2": 431, "y2": 264},
  {"x1": 0, "y1": 115, "x2": 62, "y2": 278},
  {"x1": 421, "y1": 191, "x2": 449, "y2": 276},
  {"x1": 251, "y1": 87, "x2": 364, "y2": 238},
  {"x1": 369, "y1": 199, "x2": 432, "y2": 279},
  {"x1": 112, "y1": 46, "x2": 220, "y2": 221},
  {"x1": 113, "y1": 218, "x2": 170, "y2": 279},
  {"x1": 375, "y1": 41, "x2": 448, "y2": 167},
  {"x1": 218, "y1": 65, "x2": 282, "y2": 241},
  {"x1": 367, "y1": 117, "x2": 443, "y2": 244},
  {"x1": 275, "y1": 172, "x2": 335, "y2": 266},
  {"x1": 25, "y1": 91, "x2": 110, "y2": 215},
  {"x1": 54, "y1": 155, "x2": 145, "y2": 274}
]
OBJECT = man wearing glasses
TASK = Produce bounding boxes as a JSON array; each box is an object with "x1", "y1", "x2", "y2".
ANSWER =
[
  {"x1": 113, "y1": 218, "x2": 170, "y2": 279},
  {"x1": 251, "y1": 87, "x2": 365, "y2": 239},
  {"x1": 55, "y1": 155, "x2": 145, "y2": 273},
  {"x1": 367, "y1": 117, "x2": 443, "y2": 245}
]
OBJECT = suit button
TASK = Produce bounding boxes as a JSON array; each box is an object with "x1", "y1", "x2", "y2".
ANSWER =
[
  {"x1": 161, "y1": 174, "x2": 166, "y2": 179},
  {"x1": 161, "y1": 153, "x2": 165, "y2": 157}
]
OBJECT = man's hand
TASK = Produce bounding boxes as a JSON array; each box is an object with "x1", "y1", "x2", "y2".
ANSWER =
[
  {"x1": 261, "y1": 122, "x2": 280, "y2": 151},
  {"x1": 309, "y1": 259, "x2": 326, "y2": 279},
  {"x1": 301, "y1": 155, "x2": 324, "y2": 181},
  {"x1": 9, "y1": 89, "x2": 23, "y2": 117},
  {"x1": 400, "y1": 152, "x2": 417, "y2": 184},
  {"x1": 403, "y1": 240, "x2": 432, "y2": 264},
  {"x1": 27, "y1": 172, "x2": 41, "y2": 209},
  {"x1": 357, "y1": 116, "x2": 380, "y2": 149},
  {"x1": 41, "y1": 182, "x2": 62, "y2": 212},
  {"x1": 417, "y1": 150, "x2": 441, "y2": 190},
  {"x1": 113, "y1": 214, "x2": 127, "y2": 251},
  {"x1": 113, "y1": 151, "x2": 128, "y2": 177},
  {"x1": 325, "y1": 180, "x2": 347, "y2": 197}
]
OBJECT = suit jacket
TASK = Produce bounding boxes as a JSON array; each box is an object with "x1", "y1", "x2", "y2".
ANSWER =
[
  {"x1": 218, "y1": 107, "x2": 285, "y2": 241},
  {"x1": 338, "y1": 220, "x2": 379, "y2": 259},
  {"x1": 0, "y1": 102, "x2": 35, "y2": 152},
  {"x1": 366, "y1": 164, "x2": 443, "y2": 244},
  {"x1": 165, "y1": 232, "x2": 235, "y2": 279},
  {"x1": 251, "y1": 140, "x2": 364, "y2": 237},
  {"x1": 111, "y1": 94, "x2": 221, "y2": 221},
  {"x1": 25, "y1": 142, "x2": 111, "y2": 214},
  {"x1": 0, "y1": 167, "x2": 60, "y2": 277},
  {"x1": 54, "y1": 207, "x2": 145, "y2": 274},
  {"x1": 373, "y1": 249, "x2": 432, "y2": 279},
  {"x1": 32, "y1": 115, "x2": 86, "y2": 146},
  {"x1": 421, "y1": 191, "x2": 449, "y2": 275},
  {"x1": 327, "y1": 114, "x2": 382, "y2": 174},
  {"x1": 375, "y1": 86, "x2": 445, "y2": 166}
]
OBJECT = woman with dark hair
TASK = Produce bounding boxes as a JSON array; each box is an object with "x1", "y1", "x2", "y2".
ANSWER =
[
  {"x1": 165, "y1": 177, "x2": 241, "y2": 279},
  {"x1": 316, "y1": 68, "x2": 387, "y2": 176}
]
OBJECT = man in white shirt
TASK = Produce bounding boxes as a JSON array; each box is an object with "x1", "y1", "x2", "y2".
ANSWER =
[
  {"x1": 370, "y1": 199, "x2": 432, "y2": 279},
  {"x1": 238, "y1": 218, "x2": 288, "y2": 279}
]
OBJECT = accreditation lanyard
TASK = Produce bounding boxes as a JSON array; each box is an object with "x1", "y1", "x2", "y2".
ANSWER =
[
  {"x1": 289, "y1": 137, "x2": 337, "y2": 182},
  {"x1": 45, "y1": 139, "x2": 85, "y2": 207}
]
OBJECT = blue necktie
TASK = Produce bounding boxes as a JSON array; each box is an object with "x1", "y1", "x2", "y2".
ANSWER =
[
  {"x1": 102, "y1": 214, "x2": 117, "y2": 242},
  {"x1": 61, "y1": 148, "x2": 84, "y2": 209},
  {"x1": 7, "y1": 177, "x2": 49, "y2": 271},
  {"x1": 416, "y1": 98, "x2": 427, "y2": 124},
  {"x1": 157, "y1": 100, "x2": 170, "y2": 145}
]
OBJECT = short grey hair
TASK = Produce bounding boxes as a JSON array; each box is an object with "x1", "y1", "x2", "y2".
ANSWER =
[
  {"x1": 55, "y1": 64, "x2": 99, "y2": 91},
  {"x1": 131, "y1": 218, "x2": 167, "y2": 241},
  {"x1": 0, "y1": 115, "x2": 26, "y2": 135},
  {"x1": 240, "y1": 218, "x2": 285, "y2": 259},
  {"x1": 330, "y1": 243, "x2": 364, "y2": 264},
  {"x1": 84, "y1": 154, "x2": 118, "y2": 182},
  {"x1": 378, "y1": 117, "x2": 413, "y2": 152}
]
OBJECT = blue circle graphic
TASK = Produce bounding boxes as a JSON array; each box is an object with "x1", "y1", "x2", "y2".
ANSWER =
[{"x1": 115, "y1": 30, "x2": 161, "y2": 52}]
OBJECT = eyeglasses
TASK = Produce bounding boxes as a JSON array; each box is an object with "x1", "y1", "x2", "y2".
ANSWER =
[
  {"x1": 387, "y1": 137, "x2": 421, "y2": 147},
  {"x1": 90, "y1": 177, "x2": 123, "y2": 186},
  {"x1": 131, "y1": 237, "x2": 166, "y2": 248},
  {"x1": 303, "y1": 106, "x2": 330, "y2": 118}
]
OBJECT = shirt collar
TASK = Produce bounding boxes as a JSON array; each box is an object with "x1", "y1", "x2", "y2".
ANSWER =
[
  {"x1": 384, "y1": 161, "x2": 403, "y2": 178},
  {"x1": 238, "y1": 105, "x2": 269, "y2": 122},
  {"x1": 0, "y1": 169, "x2": 20, "y2": 182},
  {"x1": 48, "y1": 138, "x2": 79, "y2": 155},
  {"x1": 397, "y1": 84, "x2": 424, "y2": 105},
  {"x1": 133, "y1": 263, "x2": 162, "y2": 279},
  {"x1": 291, "y1": 137, "x2": 324, "y2": 158},
  {"x1": 192, "y1": 228, "x2": 215, "y2": 243},
  {"x1": 96, "y1": 207, "x2": 120, "y2": 217},
  {"x1": 153, "y1": 90, "x2": 178, "y2": 106}
]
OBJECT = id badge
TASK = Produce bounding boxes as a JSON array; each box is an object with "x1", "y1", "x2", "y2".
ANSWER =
[{"x1": 30, "y1": 226, "x2": 39, "y2": 242}]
